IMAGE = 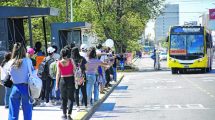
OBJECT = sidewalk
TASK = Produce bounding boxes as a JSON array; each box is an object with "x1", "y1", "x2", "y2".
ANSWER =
[{"x1": 0, "y1": 73, "x2": 124, "y2": 120}]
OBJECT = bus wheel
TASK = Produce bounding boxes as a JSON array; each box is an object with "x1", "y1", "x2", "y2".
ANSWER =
[
  {"x1": 206, "y1": 68, "x2": 210, "y2": 72},
  {"x1": 171, "y1": 68, "x2": 177, "y2": 74},
  {"x1": 201, "y1": 68, "x2": 207, "y2": 73}
]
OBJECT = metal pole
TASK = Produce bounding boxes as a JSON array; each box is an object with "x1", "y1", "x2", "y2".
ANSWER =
[
  {"x1": 42, "y1": 17, "x2": 48, "y2": 55},
  {"x1": 71, "y1": 0, "x2": 73, "y2": 22},
  {"x1": 28, "y1": 16, "x2": 33, "y2": 47},
  {"x1": 66, "y1": 0, "x2": 69, "y2": 22}
]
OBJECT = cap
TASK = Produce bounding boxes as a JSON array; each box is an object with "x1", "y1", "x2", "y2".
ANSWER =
[
  {"x1": 80, "y1": 44, "x2": 88, "y2": 50},
  {"x1": 47, "y1": 47, "x2": 55, "y2": 53},
  {"x1": 27, "y1": 48, "x2": 35, "y2": 55}
]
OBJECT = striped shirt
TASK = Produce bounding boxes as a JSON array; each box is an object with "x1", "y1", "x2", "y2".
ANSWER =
[{"x1": 86, "y1": 58, "x2": 102, "y2": 74}]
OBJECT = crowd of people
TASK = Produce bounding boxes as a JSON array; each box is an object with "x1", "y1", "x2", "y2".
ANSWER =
[{"x1": 0, "y1": 41, "x2": 127, "y2": 120}]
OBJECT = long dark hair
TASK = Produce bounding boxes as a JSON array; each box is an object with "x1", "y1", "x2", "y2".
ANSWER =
[
  {"x1": 64, "y1": 45, "x2": 71, "y2": 58},
  {"x1": 11, "y1": 42, "x2": 26, "y2": 68},
  {"x1": 60, "y1": 48, "x2": 68, "y2": 59},
  {"x1": 35, "y1": 41, "x2": 42, "y2": 52},
  {"x1": 1, "y1": 52, "x2": 11, "y2": 67},
  {"x1": 71, "y1": 47, "x2": 82, "y2": 65},
  {"x1": 88, "y1": 47, "x2": 97, "y2": 59},
  {"x1": 71, "y1": 47, "x2": 81, "y2": 59}
]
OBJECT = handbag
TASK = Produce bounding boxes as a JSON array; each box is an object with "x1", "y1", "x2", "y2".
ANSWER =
[
  {"x1": 75, "y1": 59, "x2": 85, "y2": 86},
  {"x1": 27, "y1": 58, "x2": 42, "y2": 101},
  {"x1": 1, "y1": 66, "x2": 13, "y2": 88},
  {"x1": 3, "y1": 75, "x2": 13, "y2": 88}
]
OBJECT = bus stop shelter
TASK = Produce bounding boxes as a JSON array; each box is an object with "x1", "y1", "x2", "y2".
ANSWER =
[
  {"x1": 0, "y1": 6, "x2": 59, "y2": 105},
  {"x1": 51, "y1": 22, "x2": 91, "y2": 51}
]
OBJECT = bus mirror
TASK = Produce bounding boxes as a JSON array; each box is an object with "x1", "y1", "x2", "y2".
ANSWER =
[{"x1": 166, "y1": 36, "x2": 169, "y2": 42}]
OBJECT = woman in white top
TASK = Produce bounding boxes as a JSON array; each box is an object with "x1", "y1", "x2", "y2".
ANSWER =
[{"x1": 0, "y1": 52, "x2": 12, "y2": 108}]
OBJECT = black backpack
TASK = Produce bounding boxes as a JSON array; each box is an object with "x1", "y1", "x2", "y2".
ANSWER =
[{"x1": 38, "y1": 57, "x2": 55, "y2": 80}]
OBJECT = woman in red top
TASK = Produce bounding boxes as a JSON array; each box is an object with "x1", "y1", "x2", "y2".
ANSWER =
[{"x1": 56, "y1": 48, "x2": 76, "y2": 120}]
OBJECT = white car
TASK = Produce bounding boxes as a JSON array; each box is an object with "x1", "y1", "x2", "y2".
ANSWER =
[{"x1": 159, "y1": 52, "x2": 167, "y2": 60}]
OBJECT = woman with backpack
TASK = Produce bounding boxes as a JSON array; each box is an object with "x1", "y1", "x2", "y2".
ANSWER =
[
  {"x1": 8, "y1": 42, "x2": 34, "y2": 120},
  {"x1": 56, "y1": 48, "x2": 76, "y2": 120},
  {"x1": 71, "y1": 47, "x2": 88, "y2": 111},
  {"x1": 0, "y1": 52, "x2": 12, "y2": 109}
]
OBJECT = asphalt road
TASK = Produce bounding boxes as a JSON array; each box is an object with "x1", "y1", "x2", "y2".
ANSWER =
[
  {"x1": 90, "y1": 71, "x2": 215, "y2": 120},
  {"x1": 133, "y1": 56, "x2": 215, "y2": 71},
  {"x1": 132, "y1": 57, "x2": 168, "y2": 71}
]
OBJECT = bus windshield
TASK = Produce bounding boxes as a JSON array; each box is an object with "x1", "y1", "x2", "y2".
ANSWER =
[{"x1": 170, "y1": 34, "x2": 204, "y2": 55}]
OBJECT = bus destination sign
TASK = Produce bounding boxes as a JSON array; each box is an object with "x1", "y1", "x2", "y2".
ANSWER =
[
  {"x1": 170, "y1": 49, "x2": 186, "y2": 55},
  {"x1": 171, "y1": 27, "x2": 203, "y2": 34},
  {"x1": 182, "y1": 28, "x2": 200, "y2": 32}
]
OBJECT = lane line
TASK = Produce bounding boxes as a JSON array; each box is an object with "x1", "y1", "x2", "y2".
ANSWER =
[{"x1": 181, "y1": 75, "x2": 215, "y2": 101}]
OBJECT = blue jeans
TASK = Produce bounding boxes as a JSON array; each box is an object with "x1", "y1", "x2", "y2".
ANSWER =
[
  {"x1": 9, "y1": 84, "x2": 32, "y2": 120},
  {"x1": 120, "y1": 61, "x2": 124, "y2": 71},
  {"x1": 94, "y1": 80, "x2": 99, "y2": 102},
  {"x1": 86, "y1": 74, "x2": 96, "y2": 104},
  {"x1": 5, "y1": 87, "x2": 12, "y2": 107},
  {"x1": 50, "y1": 79, "x2": 60, "y2": 100},
  {"x1": 112, "y1": 67, "x2": 117, "y2": 81},
  {"x1": 51, "y1": 79, "x2": 56, "y2": 98}
]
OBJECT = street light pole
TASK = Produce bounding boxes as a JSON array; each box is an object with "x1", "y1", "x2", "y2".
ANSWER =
[
  {"x1": 66, "y1": 0, "x2": 69, "y2": 22},
  {"x1": 71, "y1": 0, "x2": 73, "y2": 22}
]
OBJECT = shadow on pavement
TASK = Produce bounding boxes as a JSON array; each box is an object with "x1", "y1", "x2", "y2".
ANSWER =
[
  {"x1": 33, "y1": 108, "x2": 61, "y2": 111},
  {"x1": 115, "y1": 86, "x2": 128, "y2": 90},
  {"x1": 97, "y1": 103, "x2": 116, "y2": 111}
]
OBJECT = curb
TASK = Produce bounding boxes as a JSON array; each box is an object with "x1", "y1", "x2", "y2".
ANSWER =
[{"x1": 74, "y1": 74, "x2": 124, "y2": 120}]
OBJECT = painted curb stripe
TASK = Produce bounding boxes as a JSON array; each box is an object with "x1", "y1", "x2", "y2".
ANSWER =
[{"x1": 74, "y1": 73, "x2": 124, "y2": 120}]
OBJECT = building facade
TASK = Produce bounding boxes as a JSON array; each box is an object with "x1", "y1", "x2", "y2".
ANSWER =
[{"x1": 155, "y1": 4, "x2": 179, "y2": 45}]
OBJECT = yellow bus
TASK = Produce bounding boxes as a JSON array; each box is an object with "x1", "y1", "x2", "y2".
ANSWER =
[{"x1": 167, "y1": 26, "x2": 213, "y2": 74}]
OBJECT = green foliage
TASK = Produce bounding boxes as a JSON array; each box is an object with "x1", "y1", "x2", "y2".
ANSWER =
[
  {"x1": 160, "y1": 37, "x2": 168, "y2": 49},
  {"x1": 0, "y1": 0, "x2": 164, "y2": 52},
  {"x1": 74, "y1": 0, "x2": 164, "y2": 53},
  {"x1": 126, "y1": 40, "x2": 142, "y2": 52}
]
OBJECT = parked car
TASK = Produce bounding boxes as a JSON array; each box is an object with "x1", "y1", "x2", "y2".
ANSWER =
[{"x1": 160, "y1": 52, "x2": 167, "y2": 60}]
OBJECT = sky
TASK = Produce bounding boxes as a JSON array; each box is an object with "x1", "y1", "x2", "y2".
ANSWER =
[{"x1": 145, "y1": 0, "x2": 215, "y2": 39}]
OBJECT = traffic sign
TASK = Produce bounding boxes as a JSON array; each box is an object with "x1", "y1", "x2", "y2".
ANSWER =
[{"x1": 209, "y1": 9, "x2": 215, "y2": 20}]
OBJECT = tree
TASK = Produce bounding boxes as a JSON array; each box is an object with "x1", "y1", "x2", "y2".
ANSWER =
[
  {"x1": 160, "y1": 37, "x2": 168, "y2": 49},
  {"x1": 0, "y1": 0, "x2": 164, "y2": 52},
  {"x1": 74, "y1": 0, "x2": 164, "y2": 53}
]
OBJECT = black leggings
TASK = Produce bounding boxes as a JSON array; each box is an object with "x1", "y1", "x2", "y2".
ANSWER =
[
  {"x1": 105, "y1": 69, "x2": 111, "y2": 87},
  {"x1": 41, "y1": 77, "x2": 53, "y2": 103},
  {"x1": 75, "y1": 82, "x2": 87, "y2": 107},
  {"x1": 60, "y1": 76, "x2": 75, "y2": 115}
]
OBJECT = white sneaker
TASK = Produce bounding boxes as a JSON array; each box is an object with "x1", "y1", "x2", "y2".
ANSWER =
[
  {"x1": 55, "y1": 100, "x2": 61, "y2": 106},
  {"x1": 45, "y1": 102, "x2": 53, "y2": 107},
  {"x1": 85, "y1": 106, "x2": 90, "y2": 111},
  {"x1": 76, "y1": 106, "x2": 80, "y2": 112},
  {"x1": 40, "y1": 102, "x2": 46, "y2": 107}
]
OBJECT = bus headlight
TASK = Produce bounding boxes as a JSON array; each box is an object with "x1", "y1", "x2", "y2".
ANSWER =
[{"x1": 198, "y1": 59, "x2": 203, "y2": 62}]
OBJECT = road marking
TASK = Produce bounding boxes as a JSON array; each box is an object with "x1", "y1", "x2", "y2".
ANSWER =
[
  {"x1": 203, "y1": 80, "x2": 214, "y2": 82},
  {"x1": 141, "y1": 104, "x2": 208, "y2": 110},
  {"x1": 210, "y1": 95, "x2": 215, "y2": 98},
  {"x1": 143, "y1": 81, "x2": 176, "y2": 83},
  {"x1": 165, "y1": 104, "x2": 182, "y2": 109},
  {"x1": 181, "y1": 75, "x2": 215, "y2": 101},
  {"x1": 142, "y1": 86, "x2": 182, "y2": 89}
]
